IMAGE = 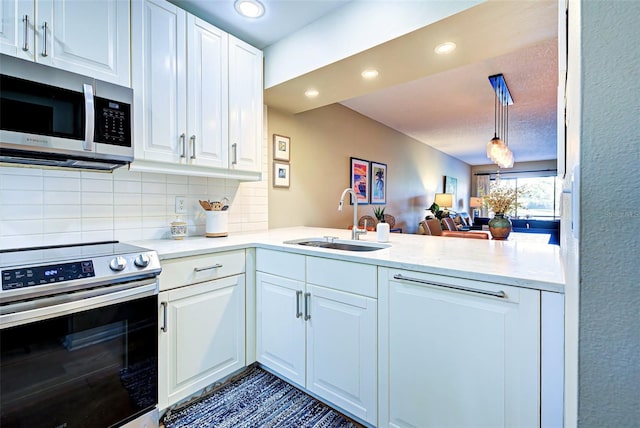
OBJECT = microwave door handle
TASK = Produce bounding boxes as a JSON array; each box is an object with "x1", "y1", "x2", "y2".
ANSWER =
[{"x1": 83, "y1": 84, "x2": 95, "y2": 151}]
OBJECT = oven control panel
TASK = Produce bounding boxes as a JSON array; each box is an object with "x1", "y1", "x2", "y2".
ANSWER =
[{"x1": 2, "y1": 261, "x2": 95, "y2": 290}]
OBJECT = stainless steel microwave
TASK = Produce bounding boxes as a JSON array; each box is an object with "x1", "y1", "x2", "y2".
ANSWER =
[{"x1": 0, "y1": 54, "x2": 133, "y2": 171}]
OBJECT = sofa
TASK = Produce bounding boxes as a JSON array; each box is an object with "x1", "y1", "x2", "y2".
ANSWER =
[{"x1": 418, "y1": 219, "x2": 489, "y2": 240}]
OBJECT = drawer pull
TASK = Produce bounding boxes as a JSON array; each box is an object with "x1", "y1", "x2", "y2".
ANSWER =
[
  {"x1": 194, "y1": 263, "x2": 223, "y2": 272},
  {"x1": 161, "y1": 301, "x2": 168, "y2": 332},
  {"x1": 304, "y1": 292, "x2": 311, "y2": 321},
  {"x1": 295, "y1": 290, "x2": 302, "y2": 318},
  {"x1": 393, "y1": 274, "x2": 506, "y2": 298}
]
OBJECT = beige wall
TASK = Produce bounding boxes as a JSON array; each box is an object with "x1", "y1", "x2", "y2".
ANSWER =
[{"x1": 267, "y1": 104, "x2": 470, "y2": 234}]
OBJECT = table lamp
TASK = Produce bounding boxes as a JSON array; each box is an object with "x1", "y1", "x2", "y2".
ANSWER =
[
  {"x1": 470, "y1": 197, "x2": 483, "y2": 220},
  {"x1": 434, "y1": 193, "x2": 453, "y2": 210}
]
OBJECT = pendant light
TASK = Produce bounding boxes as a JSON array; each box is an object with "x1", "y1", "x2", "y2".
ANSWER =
[{"x1": 486, "y1": 74, "x2": 514, "y2": 168}]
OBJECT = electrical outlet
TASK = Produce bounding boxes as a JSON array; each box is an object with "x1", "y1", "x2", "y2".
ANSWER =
[{"x1": 175, "y1": 196, "x2": 187, "y2": 214}]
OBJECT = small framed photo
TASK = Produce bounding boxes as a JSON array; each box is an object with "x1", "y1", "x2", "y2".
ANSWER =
[
  {"x1": 273, "y1": 161, "x2": 290, "y2": 188},
  {"x1": 273, "y1": 134, "x2": 290, "y2": 161},
  {"x1": 349, "y1": 157, "x2": 369, "y2": 205},
  {"x1": 370, "y1": 161, "x2": 387, "y2": 204}
]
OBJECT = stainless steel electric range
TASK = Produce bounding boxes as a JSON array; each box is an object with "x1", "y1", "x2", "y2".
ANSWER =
[{"x1": 0, "y1": 241, "x2": 162, "y2": 428}]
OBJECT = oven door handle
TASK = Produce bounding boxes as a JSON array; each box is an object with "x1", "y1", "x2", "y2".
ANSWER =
[{"x1": 0, "y1": 280, "x2": 158, "y2": 330}]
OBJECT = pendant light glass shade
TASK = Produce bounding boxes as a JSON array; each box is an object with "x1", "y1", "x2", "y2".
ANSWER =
[{"x1": 486, "y1": 74, "x2": 514, "y2": 169}]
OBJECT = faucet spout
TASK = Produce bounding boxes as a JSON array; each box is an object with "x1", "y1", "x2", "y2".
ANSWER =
[{"x1": 338, "y1": 188, "x2": 366, "y2": 240}]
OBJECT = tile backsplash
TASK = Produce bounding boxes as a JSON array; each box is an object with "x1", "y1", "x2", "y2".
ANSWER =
[{"x1": 0, "y1": 166, "x2": 268, "y2": 249}]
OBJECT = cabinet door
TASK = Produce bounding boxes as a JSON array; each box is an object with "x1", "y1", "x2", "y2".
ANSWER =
[
  {"x1": 256, "y1": 271, "x2": 305, "y2": 386},
  {"x1": 132, "y1": 0, "x2": 186, "y2": 164},
  {"x1": 379, "y1": 269, "x2": 540, "y2": 428},
  {"x1": 0, "y1": 0, "x2": 33, "y2": 59},
  {"x1": 306, "y1": 284, "x2": 377, "y2": 426},
  {"x1": 186, "y1": 15, "x2": 228, "y2": 168},
  {"x1": 159, "y1": 274, "x2": 245, "y2": 409},
  {"x1": 228, "y1": 35, "x2": 262, "y2": 173},
  {"x1": 36, "y1": 0, "x2": 130, "y2": 86}
]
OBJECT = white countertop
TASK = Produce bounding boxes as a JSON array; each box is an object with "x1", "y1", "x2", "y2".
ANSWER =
[{"x1": 132, "y1": 227, "x2": 565, "y2": 293}]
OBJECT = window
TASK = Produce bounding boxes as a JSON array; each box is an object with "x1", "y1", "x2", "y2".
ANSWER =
[{"x1": 489, "y1": 176, "x2": 560, "y2": 219}]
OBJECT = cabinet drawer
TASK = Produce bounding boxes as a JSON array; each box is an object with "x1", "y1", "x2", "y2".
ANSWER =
[
  {"x1": 256, "y1": 248, "x2": 305, "y2": 281},
  {"x1": 159, "y1": 250, "x2": 245, "y2": 291},
  {"x1": 383, "y1": 268, "x2": 525, "y2": 303},
  {"x1": 307, "y1": 257, "x2": 377, "y2": 298}
]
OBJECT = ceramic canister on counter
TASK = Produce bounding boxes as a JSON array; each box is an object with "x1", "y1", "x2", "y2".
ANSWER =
[
  {"x1": 206, "y1": 211, "x2": 228, "y2": 237},
  {"x1": 170, "y1": 217, "x2": 187, "y2": 240}
]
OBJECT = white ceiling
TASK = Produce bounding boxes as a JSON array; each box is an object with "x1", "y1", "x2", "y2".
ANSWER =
[
  {"x1": 169, "y1": 0, "x2": 352, "y2": 49},
  {"x1": 169, "y1": 0, "x2": 559, "y2": 166}
]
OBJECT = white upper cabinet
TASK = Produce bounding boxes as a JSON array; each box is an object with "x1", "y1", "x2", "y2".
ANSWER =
[
  {"x1": 0, "y1": 0, "x2": 27, "y2": 57},
  {"x1": 132, "y1": 0, "x2": 186, "y2": 164},
  {"x1": 187, "y1": 15, "x2": 228, "y2": 169},
  {"x1": 0, "y1": 0, "x2": 130, "y2": 86},
  {"x1": 131, "y1": 0, "x2": 262, "y2": 179},
  {"x1": 229, "y1": 35, "x2": 263, "y2": 173}
]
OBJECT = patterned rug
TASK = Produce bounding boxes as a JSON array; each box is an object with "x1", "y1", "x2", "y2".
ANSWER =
[{"x1": 162, "y1": 366, "x2": 362, "y2": 428}]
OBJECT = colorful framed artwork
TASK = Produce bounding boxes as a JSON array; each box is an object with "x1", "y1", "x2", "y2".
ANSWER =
[
  {"x1": 370, "y1": 161, "x2": 387, "y2": 204},
  {"x1": 273, "y1": 162, "x2": 290, "y2": 188},
  {"x1": 349, "y1": 157, "x2": 369, "y2": 205},
  {"x1": 273, "y1": 134, "x2": 290, "y2": 161}
]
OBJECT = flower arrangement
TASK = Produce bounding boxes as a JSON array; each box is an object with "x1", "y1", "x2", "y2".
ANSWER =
[{"x1": 482, "y1": 185, "x2": 523, "y2": 215}]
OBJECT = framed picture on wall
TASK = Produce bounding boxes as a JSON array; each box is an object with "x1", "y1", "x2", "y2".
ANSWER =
[
  {"x1": 370, "y1": 161, "x2": 387, "y2": 204},
  {"x1": 273, "y1": 134, "x2": 290, "y2": 161},
  {"x1": 273, "y1": 162, "x2": 290, "y2": 188},
  {"x1": 444, "y1": 175, "x2": 457, "y2": 207},
  {"x1": 349, "y1": 157, "x2": 369, "y2": 205}
]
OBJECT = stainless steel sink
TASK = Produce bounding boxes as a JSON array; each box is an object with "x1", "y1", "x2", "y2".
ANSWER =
[{"x1": 283, "y1": 237, "x2": 390, "y2": 252}]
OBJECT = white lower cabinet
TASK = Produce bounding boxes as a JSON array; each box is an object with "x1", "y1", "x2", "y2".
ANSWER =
[
  {"x1": 306, "y1": 284, "x2": 377, "y2": 424},
  {"x1": 158, "y1": 251, "x2": 246, "y2": 410},
  {"x1": 255, "y1": 249, "x2": 377, "y2": 425},
  {"x1": 378, "y1": 267, "x2": 540, "y2": 428},
  {"x1": 256, "y1": 271, "x2": 306, "y2": 384}
]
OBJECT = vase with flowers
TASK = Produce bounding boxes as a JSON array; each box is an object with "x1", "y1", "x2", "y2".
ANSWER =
[{"x1": 482, "y1": 185, "x2": 522, "y2": 240}]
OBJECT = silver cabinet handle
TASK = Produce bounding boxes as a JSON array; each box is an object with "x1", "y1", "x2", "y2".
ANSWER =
[
  {"x1": 22, "y1": 15, "x2": 29, "y2": 52},
  {"x1": 392, "y1": 274, "x2": 507, "y2": 298},
  {"x1": 194, "y1": 263, "x2": 223, "y2": 272},
  {"x1": 83, "y1": 84, "x2": 95, "y2": 151},
  {"x1": 295, "y1": 290, "x2": 303, "y2": 318},
  {"x1": 304, "y1": 292, "x2": 311, "y2": 321},
  {"x1": 190, "y1": 135, "x2": 196, "y2": 159},
  {"x1": 161, "y1": 301, "x2": 168, "y2": 332},
  {"x1": 231, "y1": 143, "x2": 237, "y2": 165},
  {"x1": 41, "y1": 21, "x2": 48, "y2": 57},
  {"x1": 179, "y1": 133, "x2": 186, "y2": 158}
]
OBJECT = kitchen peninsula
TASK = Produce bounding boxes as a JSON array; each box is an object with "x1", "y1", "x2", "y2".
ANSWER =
[
  {"x1": 135, "y1": 227, "x2": 564, "y2": 428},
  {"x1": 136, "y1": 226, "x2": 563, "y2": 291}
]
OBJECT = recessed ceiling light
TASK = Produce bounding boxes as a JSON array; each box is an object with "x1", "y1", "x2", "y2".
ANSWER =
[
  {"x1": 361, "y1": 69, "x2": 379, "y2": 79},
  {"x1": 234, "y1": 0, "x2": 265, "y2": 18},
  {"x1": 304, "y1": 89, "x2": 319, "y2": 98},
  {"x1": 434, "y1": 42, "x2": 457, "y2": 55}
]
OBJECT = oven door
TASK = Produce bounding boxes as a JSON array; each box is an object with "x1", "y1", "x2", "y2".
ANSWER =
[{"x1": 0, "y1": 281, "x2": 158, "y2": 428}]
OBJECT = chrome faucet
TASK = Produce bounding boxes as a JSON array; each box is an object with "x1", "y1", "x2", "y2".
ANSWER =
[{"x1": 338, "y1": 188, "x2": 367, "y2": 240}]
